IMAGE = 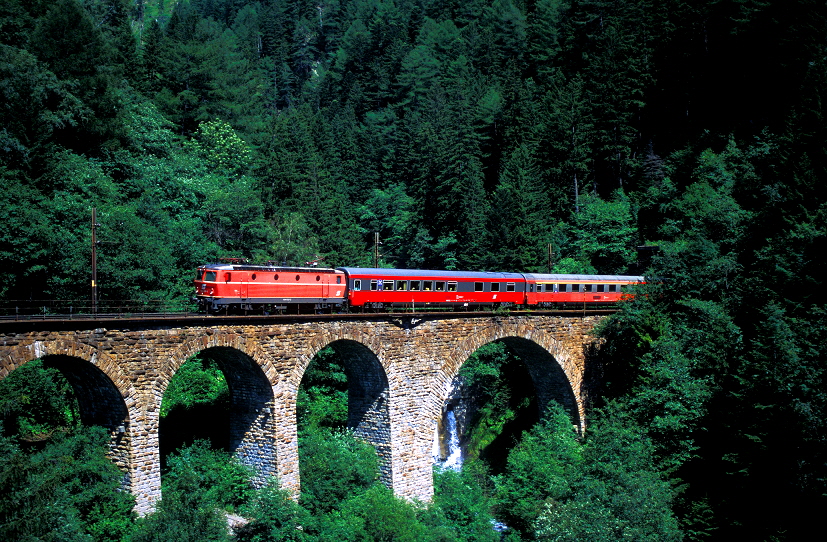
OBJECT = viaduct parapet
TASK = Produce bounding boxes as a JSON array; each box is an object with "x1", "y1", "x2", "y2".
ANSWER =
[{"x1": 0, "y1": 312, "x2": 606, "y2": 515}]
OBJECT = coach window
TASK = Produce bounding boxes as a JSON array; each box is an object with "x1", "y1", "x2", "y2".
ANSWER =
[
  {"x1": 410, "y1": 281, "x2": 421, "y2": 291},
  {"x1": 423, "y1": 281, "x2": 433, "y2": 291},
  {"x1": 354, "y1": 280, "x2": 361, "y2": 291},
  {"x1": 396, "y1": 280, "x2": 407, "y2": 291},
  {"x1": 596, "y1": 284, "x2": 605, "y2": 292},
  {"x1": 573, "y1": 284, "x2": 582, "y2": 292},
  {"x1": 370, "y1": 280, "x2": 378, "y2": 291},
  {"x1": 206, "y1": 271, "x2": 217, "y2": 282},
  {"x1": 474, "y1": 282, "x2": 484, "y2": 292},
  {"x1": 506, "y1": 282, "x2": 515, "y2": 292},
  {"x1": 435, "y1": 281, "x2": 445, "y2": 292},
  {"x1": 447, "y1": 282, "x2": 457, "y2": 292},
  {"x1": 585, "y1": 284, "x2": 594, "y2": 292},
  {"x1": 491, "y1": 282, "x2": 500, "y2": 292}
]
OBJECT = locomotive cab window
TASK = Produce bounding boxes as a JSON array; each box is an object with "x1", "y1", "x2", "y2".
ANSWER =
[
  {"x1": 205, "y1": 271, "x2": 217, "y2": 282},
  {"x1": 447, "y1": 282, "x2": 457, "y2": 292},
  {"x1": 491, "y1": 282, "x2": 500, "y2": 292},
  {"x1": 410, "y1": 281, "x2": 421, "y2": 291},
  {"x1": 475, "y1": 282, "x2": 484, "y2": 292}
]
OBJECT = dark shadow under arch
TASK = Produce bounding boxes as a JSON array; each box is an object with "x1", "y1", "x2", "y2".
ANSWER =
[
  {"x1": 496, "y1": 337, "x2": 582, "y2": 430},
  {"x1": 437, "y1": 337, "x2": 582, "y2": 473},
  {"x1": 160, "y1": 347, "x2": 276, "y2": 486},
  {"x1": 39, "y1": 355, "x2": 131, "y2": 483},
  {"x1": 321, "y1": 340, "x2": 391, "y2": 484}
]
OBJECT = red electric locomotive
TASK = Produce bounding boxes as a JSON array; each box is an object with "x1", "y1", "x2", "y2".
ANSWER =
[
  {"x1": 339, "y1": 268, "x2": 525, "y2": 309},
  {"x1": 194, "y1": 262, "x2": 346, "y2": 313}
]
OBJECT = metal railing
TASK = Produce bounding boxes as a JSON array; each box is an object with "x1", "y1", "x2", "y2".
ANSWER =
[{"x1": 0, "y1": 300, "x2": 198, "y2": 320}]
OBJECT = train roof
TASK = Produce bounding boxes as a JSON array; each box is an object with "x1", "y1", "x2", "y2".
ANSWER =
[
  {"x1": 201, "y1": 263, "x2": 340, "y2": 273},
  {"x1": 523, "y1": 273, "x2": 644, "y2": 282},
  {"x1": 337, "y1": 268, "x2": 525, "y2": 280}
]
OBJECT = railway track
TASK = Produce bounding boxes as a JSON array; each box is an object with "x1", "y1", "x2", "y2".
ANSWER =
[{"x1": 0, "y1": 307, "x2": 618, "y2": 326}]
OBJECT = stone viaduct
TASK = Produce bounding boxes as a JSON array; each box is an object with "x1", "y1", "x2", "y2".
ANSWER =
[{"x1": 0, "y1": 312, "x2": 607, "y2": 515}]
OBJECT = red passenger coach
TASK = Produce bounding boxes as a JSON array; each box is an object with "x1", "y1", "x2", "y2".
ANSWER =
[
  {"x1": 194, "y1": 263, "x2": 346, "y2": 313},
  {"x1": 524, "y1": 274, "x2": 642, "y2": 307},
  {"x1": 339, "y1": 268, "x2": 525, "y2": 309}
]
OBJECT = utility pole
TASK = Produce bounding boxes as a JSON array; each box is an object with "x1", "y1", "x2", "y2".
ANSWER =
[
  {"x1": 91, "y1": 207, "x2": 98, "y2": 314},
  {"x1": 548, "y1": 243, "x2": 554, "y2": 273},
  {"x1": 373, "y1": 232, "x2": 380, "y2": 268}
]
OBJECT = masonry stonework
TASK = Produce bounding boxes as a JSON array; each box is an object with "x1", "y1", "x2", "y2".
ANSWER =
[{"x1": 0, "y1": 313, "x2": 605, "y2": 515}]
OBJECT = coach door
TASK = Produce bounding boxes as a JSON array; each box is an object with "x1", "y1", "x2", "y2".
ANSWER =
[{"x1": 322, "y1": 274, "x2": 328, "y2": 300}]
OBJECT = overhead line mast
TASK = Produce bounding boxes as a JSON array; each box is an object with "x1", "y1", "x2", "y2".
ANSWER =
[{"x1": 91, "y1": 207, "x2": 98, "y2": 314}]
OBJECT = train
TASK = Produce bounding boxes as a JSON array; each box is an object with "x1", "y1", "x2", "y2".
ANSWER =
[{"x1": 193, "y1": 262, "x2": 643, "y2": 313}]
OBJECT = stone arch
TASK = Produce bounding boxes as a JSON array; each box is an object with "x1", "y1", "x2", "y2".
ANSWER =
[
  {"x1": 440, "y1": 322, "x2": 584, "y2": 431},
  {"x1": 157, "y1": 333, "x2": 278, "y2": 486},
  {"x1": 0, "y1": 339, "x2": 138, "y2": 487},
  {"x1": 285, "y1": 326, "x2": 392, "y2": 392},
  {"x1": 159, "y1": 332, "x2": 279, "y2": 401},
  {"x1": 1, "y1": 340, "x2": 138, "y2": 409},
  {"x1": 290, "y1": 328, "x2": 393, "y2": 483}
]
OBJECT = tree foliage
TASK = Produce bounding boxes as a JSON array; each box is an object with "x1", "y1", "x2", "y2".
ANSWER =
[{"x1": 2, "y1": 0, "x2": 827, "y2": 538}]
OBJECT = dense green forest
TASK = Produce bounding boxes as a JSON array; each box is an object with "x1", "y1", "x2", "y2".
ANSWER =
[{"x1": 2, "y1": 0, "x2": 826, "y2": 539}]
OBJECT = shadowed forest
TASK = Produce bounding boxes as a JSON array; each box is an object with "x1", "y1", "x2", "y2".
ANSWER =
[{"x1": 1, "y1": 0, "x2": 826, "y2": 539}]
